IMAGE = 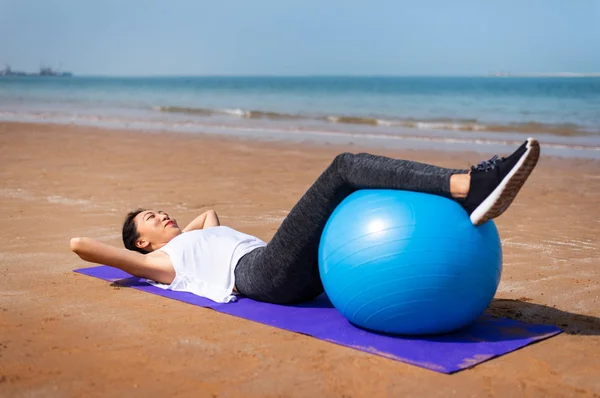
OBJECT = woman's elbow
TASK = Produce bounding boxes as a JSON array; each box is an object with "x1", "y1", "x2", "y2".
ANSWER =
[
  {"x1": 70, "y1": 237, "x2": 84, "y2": 253},
  {"x1": 207, "y1": 210, "x2": 220, "y2": 227}
]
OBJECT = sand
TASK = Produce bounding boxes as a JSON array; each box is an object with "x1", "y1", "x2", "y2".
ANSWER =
[{"x1": 0, "y1": 121, "x2": 599, "y2": 397}]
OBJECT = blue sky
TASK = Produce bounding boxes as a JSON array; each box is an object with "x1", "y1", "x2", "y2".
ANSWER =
[{"x1": 1, "y1": 0, "x2": 599, "y2": 76}]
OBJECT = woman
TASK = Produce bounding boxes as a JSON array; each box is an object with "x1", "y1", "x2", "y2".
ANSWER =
[{"x1": 71, "y1": 138, "x2": 540, "y2": 304}]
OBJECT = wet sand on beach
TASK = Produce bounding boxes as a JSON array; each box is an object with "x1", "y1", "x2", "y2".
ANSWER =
[{"x1": 1, "y1": 122, "x2": 599, "y2": 397}]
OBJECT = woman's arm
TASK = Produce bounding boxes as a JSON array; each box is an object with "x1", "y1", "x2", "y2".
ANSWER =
[
  {"x1": 70, "y1": 237, "x2": 174, "y2": 283},
  {"x1": 182, "y1": 210, "x2": 220, "y2": 232}
]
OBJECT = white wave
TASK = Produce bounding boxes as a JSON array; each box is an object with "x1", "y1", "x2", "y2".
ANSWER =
[
  {"x1": 2, "y1": 109, "x2": 599, "y2": 155},
  {"x1": 414, "y1": 122, "x2": 487, "y2": 131},
  {"x1": 220, "y1": 108, "x2": 251, "y2": 117},
  {"x1": 375, "y1": 119, "x2": 395, "y2": 126}
]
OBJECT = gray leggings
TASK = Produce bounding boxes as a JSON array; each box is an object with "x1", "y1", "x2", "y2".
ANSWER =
[{"x1": 234, "y1": 152, "x2": 467, "y2": 304}]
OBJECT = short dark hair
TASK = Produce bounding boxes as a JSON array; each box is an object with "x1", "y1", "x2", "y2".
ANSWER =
[{"x1": 122, "y1": 208, "x2": 147, "y2": 253}]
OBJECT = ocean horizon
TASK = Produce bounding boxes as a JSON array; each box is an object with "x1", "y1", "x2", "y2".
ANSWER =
[{"x1": 2, "y1": 75, "x2": 599, "y2": 158}]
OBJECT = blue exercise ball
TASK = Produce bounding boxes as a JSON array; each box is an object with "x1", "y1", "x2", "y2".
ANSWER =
[{"x1": 318, "y1": 190, "x2": 502, "y2": 335}]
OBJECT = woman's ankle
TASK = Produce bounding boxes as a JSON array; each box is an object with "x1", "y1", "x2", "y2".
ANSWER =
[{"x1": 450, "y1": 174, "x2": 470, "y2": 199}]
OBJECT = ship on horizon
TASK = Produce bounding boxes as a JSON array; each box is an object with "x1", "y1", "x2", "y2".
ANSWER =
[{"x1": 0, "y1": 64, "x2": 73, "y2": 77}]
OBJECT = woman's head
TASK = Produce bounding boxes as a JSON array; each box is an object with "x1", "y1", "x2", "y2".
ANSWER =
[{"x1": 122, "y1": 208, "x2": 182, "y2": 253}]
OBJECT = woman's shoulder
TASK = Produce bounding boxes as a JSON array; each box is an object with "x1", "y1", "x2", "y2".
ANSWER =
[{"x1": 184, "y1": 225, "x2": 233, "y2": 235}]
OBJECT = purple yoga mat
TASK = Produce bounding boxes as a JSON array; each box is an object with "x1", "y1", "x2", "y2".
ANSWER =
[{"x1": 75, "y1": 266, "x2": 561, "y2": 374}]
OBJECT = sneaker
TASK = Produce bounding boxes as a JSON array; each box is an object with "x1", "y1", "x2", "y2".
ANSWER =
[{"x1": 462, "y1": 138, "x2": 541, "y2": 226}]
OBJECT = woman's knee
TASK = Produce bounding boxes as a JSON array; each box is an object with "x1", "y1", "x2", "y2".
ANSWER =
[
  {"x1": 334, "y1": 152, "x2": 374, "y2": 162},
  {"x1": 332, "y1": 152, "x2": 355, "y2": 169}
]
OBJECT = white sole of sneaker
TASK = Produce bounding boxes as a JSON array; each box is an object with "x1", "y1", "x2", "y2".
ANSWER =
[{"x1": 470, "y1": 138, "x2": 541, "y2": 226}]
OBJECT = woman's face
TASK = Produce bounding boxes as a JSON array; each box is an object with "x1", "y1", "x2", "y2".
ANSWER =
[{"x1": 133, "y1": 209, "x2": 182, "y2": 252}]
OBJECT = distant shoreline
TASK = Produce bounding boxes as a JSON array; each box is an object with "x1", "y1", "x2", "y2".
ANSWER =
[
  {"x1": 0, "y1": 65, "x2": 73, "y2": 77},
  {"x1": 488, "y1": 72, "x2": 600, "y2": 77},
  {"x1": 3, "y1": 73, "x2": 600, "y2": 79}
]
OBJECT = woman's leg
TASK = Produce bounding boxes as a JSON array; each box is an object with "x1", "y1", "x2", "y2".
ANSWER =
[
  {"x1": 236, "y1": 138, "x2": 541, "y2": 304},
  {"x1": 234, "y1": 152, "x2": 467, "y2": 304}
]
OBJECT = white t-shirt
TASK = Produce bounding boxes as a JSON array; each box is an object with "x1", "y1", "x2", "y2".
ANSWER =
[{"x1": 148, "y1": 226, "x2": 266, "y2": 303}]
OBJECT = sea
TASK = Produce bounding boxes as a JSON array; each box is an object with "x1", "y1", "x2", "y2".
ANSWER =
[{"x1": 1, "y1": 76, "x2": 599, "y2": 158}]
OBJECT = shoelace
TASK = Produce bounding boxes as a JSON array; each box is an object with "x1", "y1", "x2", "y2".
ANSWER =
[{"x1": 470, "y1": 155, "x2": 500, "y2": 172}]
